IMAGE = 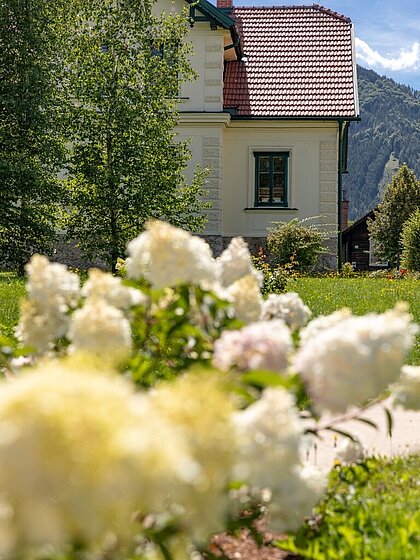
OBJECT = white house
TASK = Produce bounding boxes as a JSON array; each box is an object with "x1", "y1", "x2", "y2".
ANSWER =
[{"x1": 157, "y1": 0, "x2": 360, "y2": 260}]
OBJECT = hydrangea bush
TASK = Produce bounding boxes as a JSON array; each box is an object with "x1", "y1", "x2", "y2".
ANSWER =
[{"x1": 0, "y1": 219, "x2": 418, "y2": 560}]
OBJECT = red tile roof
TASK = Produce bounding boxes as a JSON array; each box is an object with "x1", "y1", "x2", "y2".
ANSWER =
[{"x1": 224, "y1": 4, "x2": 358, "y2": 118}]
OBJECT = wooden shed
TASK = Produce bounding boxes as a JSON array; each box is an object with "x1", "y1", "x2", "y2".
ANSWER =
[{"x1": 342, "y1": 210, "x2": 388, "y2": 270}]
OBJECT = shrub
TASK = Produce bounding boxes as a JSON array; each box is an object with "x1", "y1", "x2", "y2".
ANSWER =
[
  {"x1": 267, "y1": 218, "x2": 327, "y2": 270},
  {"x1": 252, "y1": 247, "x2": 293, "y2": 295},
  {"x1": 340, "y1": 262, "x2": 355, "y2": 277},
  {"x1": 401, "y1": 208, "x2": 420, "y2": 271}
]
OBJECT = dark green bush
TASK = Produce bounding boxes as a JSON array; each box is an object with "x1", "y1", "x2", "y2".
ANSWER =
[{"x1": 267, "y1": 218, "x2": 327, "y2": 271}]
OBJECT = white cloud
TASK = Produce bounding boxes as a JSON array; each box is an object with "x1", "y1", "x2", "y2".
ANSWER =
[{"x1": 356, "y1": 38, "x2": 419, "y2": 71}]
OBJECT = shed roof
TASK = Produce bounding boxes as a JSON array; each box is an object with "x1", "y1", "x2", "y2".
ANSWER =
[{"x1": 223, "y1": 4, "x2": 359, "y2": 118}]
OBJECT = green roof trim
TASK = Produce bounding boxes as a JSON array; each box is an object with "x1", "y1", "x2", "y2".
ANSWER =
[{"x1": 186, "y1": 0, "x2": 235, "y2": 30}]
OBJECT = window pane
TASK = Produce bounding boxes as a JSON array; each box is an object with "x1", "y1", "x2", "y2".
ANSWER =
[
  {"x1": 258, "y1": 172, "x2": 270, "y2": 202},
  {"x1": 273, "y1": 156, "x2": 284, "y2": 172},
  {"x1": 258, "y1": 157, "x2": 270, "y2": 172},
  {"x1": 273, "y1": 173, "x2": 285, "y2": 202}
]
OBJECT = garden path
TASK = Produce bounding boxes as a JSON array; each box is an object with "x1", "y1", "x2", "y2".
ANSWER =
[{"x1": 303, "y1": 398, "x2": 420, "y2": 469}]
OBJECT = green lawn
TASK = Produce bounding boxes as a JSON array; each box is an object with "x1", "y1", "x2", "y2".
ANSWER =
[
  {"x1": 278, "y1": 455, "x2": 420, "y2": 560},
  {"x1": 290, "y1": 277, "x2": 420, "y2": 365},
  {"x1": 1, "y1": 274, "x2": 419, "y2": 363},
  {"x1": 0, "y1": 274, "x2": 26, "y2": 337}
]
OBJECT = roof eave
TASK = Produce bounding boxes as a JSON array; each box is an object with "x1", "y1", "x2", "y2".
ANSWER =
[
  {"x1": 350, "y1": 23, "x2": 361, "y2": 117},
  {"x1": 185, "y1": 0, "x2": 235, "y2": 30},
  {"x1": 227, "y1": 114, "x2": 361, "y2": 121}
]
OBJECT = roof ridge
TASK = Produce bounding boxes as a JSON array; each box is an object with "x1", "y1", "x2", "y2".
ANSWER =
[
  {"x1": 232, "y1": 4, "x2": 352, "y2": 23},
  {"x1": 312, "y1": 4, "x2": 352, "y2": 23}
]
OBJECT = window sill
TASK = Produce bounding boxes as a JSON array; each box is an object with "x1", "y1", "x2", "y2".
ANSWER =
[{"x1": 244, "y1": 207, "x2": 298, "y2": 212}]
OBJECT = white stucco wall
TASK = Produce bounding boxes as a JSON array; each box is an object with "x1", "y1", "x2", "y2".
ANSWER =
[
  {"x1": 221, "y1": 121, "x2": 338, "y2": 237},
  {"x1": 154, "y1": 0, "x2": 228, "y2": 112},
  {"x1": 177, "y1": 118, "x2": 339, "y2": 238},
  {"x1": 177, "y1": 113, "x2": 230, "y2": 235}
]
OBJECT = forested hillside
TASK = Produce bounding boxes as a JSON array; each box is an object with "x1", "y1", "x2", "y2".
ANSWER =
[{"x1": 344, "y1": 66, "x2": 420, "y2": 220}]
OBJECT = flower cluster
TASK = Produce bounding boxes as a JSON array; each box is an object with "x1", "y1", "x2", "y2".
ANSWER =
[
  {"x1": 226, "y1": 274, "x2": 263, "y2": 323},
  {"x1": 82, "y1": 269, "x2": 146, "y2": 309},
  {"x1": 294, "y1": 304, "x2": 418, "y2": 413},
  {"x1": 213, "y1": 320, "x2": 292, "y2": 373},
  {"x1": 261, "y1": 292, "x2": 311, "y2": 330},
  {"x1": 216, "y1": 236, "x2": 255, "y2": 287},
  {"x1": 68, "y1": 297, "x2": 132, "y2": 360},
  {"x1": 0, "y1": 361, "x2": 145, "y2": 554},
  {"x1": 17, "y1": 256, "x2": 80, "y2": 353},
  {"x1": 126, "y1": 220, "x2": 217, "y2": 288},
  {"x1": 0, "y1": 365, "x2": 237, "y2": 555},
  {"x1": 233, "y1": 388, "x2": 326, "y2": 532}
]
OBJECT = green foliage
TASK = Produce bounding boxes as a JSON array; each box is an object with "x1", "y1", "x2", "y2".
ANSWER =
[
  {"x1": 367, "y1": 164, "x2": 420, "y2": 266},
  {"x1": 0, "y1": 0, "x2": 66, "y2": 273},
  {"x1": 277, "y1": 455, "x2": 420, "y2": 559},
  {"x1": 401, "y1": 208, "x2": 420, "y2": 271},
  {"x1": 267, "y1": 218, "x2": 327, "y2": 271},
  {"x1": 60, "y1": 0, "x2": 209, "y2": 271},
  {"x1": 344, "y1": 66, "x2": 420, "y2": 220},
  {"x1": 127, "y1": 282, "x2": 241, "y2": 387}
]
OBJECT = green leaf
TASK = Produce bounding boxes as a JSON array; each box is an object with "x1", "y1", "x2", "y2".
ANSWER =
[
  {"x1": 242, "y1": 370, "x2": 293, "y2": 389},
  {"x1": 384, "y1": 406, "x2": 393, "y2": 437},
  {"x1": 325, "y1": 427, "x2": 358, "y2": 442},
  {"x1": 355, "y1": 417, "x2": 378, "y2": 430}
]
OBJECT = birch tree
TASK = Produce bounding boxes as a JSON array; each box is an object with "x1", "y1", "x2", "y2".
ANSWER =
[{"x1": 62, "y1": 0, "x2": 208, "y2": 271}]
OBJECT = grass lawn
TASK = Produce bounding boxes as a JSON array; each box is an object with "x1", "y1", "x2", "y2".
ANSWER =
[
  {"x1": 290, "y1": 277, "x2": 420, "y2": 365},
  {"x1": 278, "y1": 454, "x2": 420, "y2": 560},
  {"x1": 0, "y1": 274, "x2": 26, "y2": 337}
]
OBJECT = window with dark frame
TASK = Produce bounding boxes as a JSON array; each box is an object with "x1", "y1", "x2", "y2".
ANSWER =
[{"x1": 254, "y1": 152, "x2": 289, "y2": 207}]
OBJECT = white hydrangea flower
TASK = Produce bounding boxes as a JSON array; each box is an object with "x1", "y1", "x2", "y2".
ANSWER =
[
  {"x1": 68, "y1": 297, "x2": 132, "y2": 360},
  {"x1": 233, "y1": 388, "x2": 303, "y2": 488},
  {"x1": 0, "y1": 363, "x2": 169, "y2": 554},
  {"x1": 25, "y1": 254, "x2": 80, "y2": 309},
  {"x1": 227, "y1": 274, "x2": 263, "y2": 323},
  {"x1": 16, "y1": 256, "x2": 80, "y2": 353},
  {"x1": 299, "y1": 308, "x2": 352, "y2": 344},
  {"x1": 294, "y1": 304, "x2": 418, "y2": 413},
  {"x1": 335, "y1": 437, "x2": 365, "y2": 465},
  {"x1": 267, "y1": 464, "x2": 327, "y2": 533},
  {"x1": 82, "y1": 269, "x2": 146, "y2": 309},
  {"x1": 126, "y1": 221, "x2": 217, "y2": 288},
  {"x1": 216, "y1": 237, "x2": 255, "y2": 287},
  {"x1": 392, "y1": 365, "x2": 420, "y2": 411},
  {"x1": 261, "y1": 292, "x2": 312, "y2": 330},
  {"x1": 213, "y1": 320, "x2": 292, "y2": 373},
  {"x1": 16, "y1": 300, "x2": 70, "y2": 354}
]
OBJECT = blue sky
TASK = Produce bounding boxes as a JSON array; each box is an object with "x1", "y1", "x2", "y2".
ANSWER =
[{"x1": 212, "y1": 0, "x2": 420, "y2": 90}]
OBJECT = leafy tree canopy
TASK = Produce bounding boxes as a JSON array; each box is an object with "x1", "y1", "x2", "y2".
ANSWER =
[
  {"x1": 368, "y1": 164, "x2": 420, "y2": 266},
  {"x1": 0, "y1": 0, "x2": 66, "y2": 274},
  {"x1": 61, "y1": 0, "x2": 209, "y2": 271}
]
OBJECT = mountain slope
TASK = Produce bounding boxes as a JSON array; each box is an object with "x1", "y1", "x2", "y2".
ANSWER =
[{"x1": 344, "y1": 66, "x2": 420, "y2": 220}]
